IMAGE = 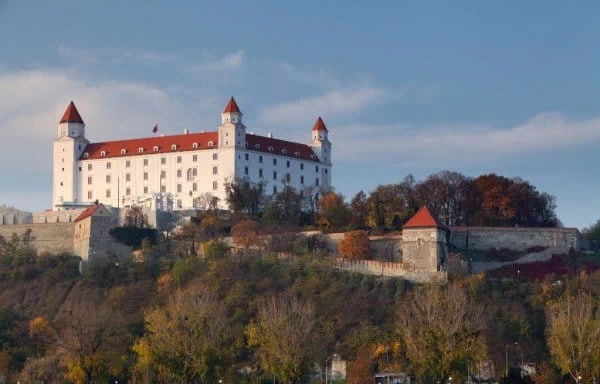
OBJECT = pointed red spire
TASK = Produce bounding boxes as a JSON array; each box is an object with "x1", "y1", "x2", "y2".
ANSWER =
[
  {"x1": 223, "y1": 97, "x2": 241, "y2": 113},
  {"x1": 403, "y1": 206, "x2": 447, "y2": 230},
  {"x1": 312, "y1": 116, "x2": 328, "y2": 132},
  {"x1": 60, "y1": 101, "x2": 85, "y2": 124}
]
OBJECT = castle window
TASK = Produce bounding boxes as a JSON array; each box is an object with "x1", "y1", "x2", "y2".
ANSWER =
[
  {"x1": 84, "y1": 153, "x2": 89, "y2": 159},
  {"x1": 160, "y1": 170, "x2": 166, "y2": 179},
  {"x1": 245, "y1": 153, "x2": 249, "y2": 161},
  {"x1": 126, "y1": 187, "x2": 131, "y2": 196},
  {"x1": 192, "y1": 155, "x2": 198, "y2": 162},
  {"x1": 316, "y1": 178, "x2": 320, "y2": 186},
  {"x1": 143, "y1": 172, "x2": 148, "y2": 180},
  {"x1": 315, "y1": 165, "x2": 319, "y2": 173},
  {"x1": 121, "y1": 149, "x2": 126, "y2": 155},
  {"x1": 286, "y1": 160, "x2": 290, "y2": 168},
  {"x1": 139, "y1": 147, "x2": 144, "y2": 153},
  {"x1": 161, "y1": 157, "x2": 166, "y2": 165},
  {"x1": 125, "y1": 160, "x2": 131, "y2": 168},
  {"x1": 273, "y1": 186, "x2": 277, "y2": 194},
  {"x1": 143, "y1": 186, "x2": 148, "y2": 194},
  {"x1": 273, "y1": 158, "x2": 277, "y2": 166},
  {"x1": 177, "y1": 169, "x2": 182, "y2": 178},
  {"x1": 106, "y1": 162, "x2": 111, "y2": 169},
  {"x1": 106, "y1": 175, "x2": 111, "y2": 183},
  {"x1": 300, "y1": 163, "x2": 304, "y2": 170},
  {"x1": 87, "y1": 191, "x2": 92, "y2": 199},
  {"x1": 177, "y1": 156, "x2": 182, "y2": 163},
  {"x1": 87, "y1": 177, "x2": 92, "y2": 185},
  {"x1": 88, "y1": 164, "x2": 92, "y2": 171},
  {"x1": 300, "y1": 176, "x2": 304, "y2": 185},
  {"x1": 244, "y1": 166, "x2": 249, "y2": 176},
  {"x1": 325, "y1": 169, "x2": 328, "y2": 174},
  {"x1": 153, "y1": 146, "x2": 159, "y2": 152},
  {"x1": 125, "y1": 173, "x2": 131, "y2": 182},
  {"x1": 100, "y1": 151, "x2": 106, "y2": 158},
  {"x1": 171, "y1": 144, "x2": 177, "y2": 151},
  {"x1": 208, "y1": 141, "x2": 214, "y2": 147},
  {"x1": 192, "y1": 183, "x2": 197, "y2": 192},
  {"x1": 106, "y1": 189, "x2": 111, "y2": 198},
  {"x1": 143, "y1": 158, "x2": 149, "y2": 166},
  {"x1": 259, "y1": 168, "x2": 263, "y2": 178},
  {"x1": 212, "y1": 166, "x2": 218, "y2": 175},
  {"x1": 192, "y1": 168, "x2": 198, "y2": 177},
  {"x1": 259, "y1": 155, "x2": 263, "y2": 163},
  {"x1": 212, "y1": 181, "x2": 218, "y2": 190},
  {"x1": 177, "y1": 184, "x2": 182, "y2": 193},
  {"x1": 177, "y1": 199, "x2": 182, "y2": 209},
  {"x1": 285, "y1": 173, "x2": 290, "y2": 182},
  {"x1": 213, "y1": 153, "x2": 218, "y2": 160},
  {"x1": 192, "y1": 142, "x2": 199, "y2": 149},
  {"x1": 273, "y1": 171, "x2": 277, "y2": 180}
]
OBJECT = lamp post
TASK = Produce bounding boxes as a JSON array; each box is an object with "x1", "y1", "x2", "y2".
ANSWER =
[
  {"x1": 577, "y1": 375, "x2": 582, "y2": 384},
  {"x1": 505, "y1": 342, "x2": 518, "y2": 377}
]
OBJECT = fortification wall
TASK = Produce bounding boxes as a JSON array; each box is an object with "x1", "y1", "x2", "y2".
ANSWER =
[
  {"x1": 0, "y1": 223, "x2": 75, "y2": 254},
  {"x1": 311, "y1": 231, "x2": 403, "y2": 261},
  {"x1": 449, "y1": 227, "x2": 588, "y2": 251},
  {"x1": 335, "y1": 258, "x2": 447, "y2": 283},
  {"x1": 33, "y1": 209, "x2": 86, "y2": 224}
]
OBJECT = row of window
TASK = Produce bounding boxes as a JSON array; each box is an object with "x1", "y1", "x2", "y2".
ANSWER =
[
  {"x1": 243, "y1": 153, "x2": 321, "y2": 172},
  {"x1": 88, "y1": 142, "x2": 216, "y2": 159},
  {"x1": 85, "y1": 153, "x2": 218, "y2": 171},
  {"x1": 87, "y1": 167, "x2": 219, "y2": 185},
  {"x1": 87, "y1": 181, "x2": 220, "y2": 200}
]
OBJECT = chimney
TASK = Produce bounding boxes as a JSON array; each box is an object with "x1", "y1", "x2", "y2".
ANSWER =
[
  {"x1": 267, "y1": 132, "x2": 272, "y2": 138},
  {"x1": 183, "y1": 129, "x2": 189, "y2": 135}
]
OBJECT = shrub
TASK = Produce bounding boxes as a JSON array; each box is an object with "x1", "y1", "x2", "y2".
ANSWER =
[
  {"x1": 202, "y1": 240, "x2": 229, "y2": 260},
  {"x1": 338, "y1": 230, "x2": 371, "y2": 260},
  {"x1": 109, "y1": 227, "x2": 157, "y2": 248}
]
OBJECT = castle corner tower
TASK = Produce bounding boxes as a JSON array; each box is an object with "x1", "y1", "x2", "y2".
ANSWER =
[{"x1": 53, "y1": 101, "x2": 89, "y2": 210}]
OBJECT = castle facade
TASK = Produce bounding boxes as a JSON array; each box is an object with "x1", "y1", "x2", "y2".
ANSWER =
[{"x1": 52, "y1": 98, "x2": 332, "y2": 211}]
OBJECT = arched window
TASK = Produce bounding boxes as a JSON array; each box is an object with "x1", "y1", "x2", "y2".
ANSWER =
[
  {"x1": 294, "y1": 151, "x2": 300, "y2": 157},
  {"x1": 100, "y1": 151, "x2": 106, "y2": 158},
  {"x1": 255, "y1": 144, "x2": 260, "y2": 149},
  {"x1": 208, "y1": 141, "x2": 214, "y2": 147},
  {"x1": 171, "y1": 144, "x2": 177, "y2": 151},
  {"x1": 281, "y1": 149, "x2": 287, "y2": 155},
  {"x1": 120, "y1": 149, "x2": 126, "y2": 155},
  {"x1": 153, "y1": 146, "x2": 159, "y2": 152},
  {"x1": 268, "y1": 146, "x2": 273, "y2": 152},
  {"x1": 192, "y1": 142, "x2": 199, "y2": 149},
  {"x1": 138, "y1": 147, "x2": 144, "y2": 153},
  {"x1": 83, "y1": 152, "x2": 89, "y2": 159}
]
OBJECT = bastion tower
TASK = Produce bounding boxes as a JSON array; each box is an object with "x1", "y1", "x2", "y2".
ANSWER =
[{"x1": 52, "y1": 102, "x2": 88, "y2": 210}]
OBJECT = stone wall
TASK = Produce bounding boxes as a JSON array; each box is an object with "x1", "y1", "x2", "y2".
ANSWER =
[
  {"x1": 308, "y1": 231, "x2": 403, "y2": 261},
  {"x1": 33, "y1": 209, "x2": 86, "y2": 224},
  {"x1": 402, "y1": 228, "x2": 447, "y2": 272},
  {"x1": 0, "y1": 205, "x2": 32, "y2": 225},
  {"x1": 449, "y1": 227, "x2": 588, "y2": 251},
  {"x1": 335, "y1": 258, "x2": 447, "y2": 283},
  {"x1": 0, "y1": 223, "x2": 75, "y2": 254},
  {"x1": 470, "y1": 247, "x2": 570, "y2": 274}
]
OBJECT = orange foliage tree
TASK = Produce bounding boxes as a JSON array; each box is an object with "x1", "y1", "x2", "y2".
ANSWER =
[
  {"x1": 317, "y1": 192, "x2": 351, "y2": 232},
  {"x1": 231, "y1": 219, "x2": 264, "y2": 250},
  {"x1": 338, "y1": 230, "x2": 371, "y2": 260}
]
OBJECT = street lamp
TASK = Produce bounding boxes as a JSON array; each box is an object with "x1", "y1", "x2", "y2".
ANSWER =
[
  {"x1": 505, "y1": 342, "x2": 518, "y2": 377},
  {"x1": 577, "y1": 376, "x2": 582, "y2": 384}
]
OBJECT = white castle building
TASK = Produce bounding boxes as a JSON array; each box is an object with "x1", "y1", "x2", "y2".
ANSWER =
[{"x1": 52, "y1": 97, "x2": 332, "y2": 211}]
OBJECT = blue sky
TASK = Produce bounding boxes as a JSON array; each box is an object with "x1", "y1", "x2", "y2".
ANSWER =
[{"x1": 0, "y1": 1, "x2": 599, "y2": 229}]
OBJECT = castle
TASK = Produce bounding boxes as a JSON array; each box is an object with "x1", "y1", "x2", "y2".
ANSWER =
[{"x1": 52, "y1": 98, "x2": 332, "y2": 211}]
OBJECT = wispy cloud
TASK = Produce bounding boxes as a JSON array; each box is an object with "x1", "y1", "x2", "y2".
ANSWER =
[
  {"x1": 259, "y1": 86, "x2": 389, "y2": 125},
  {"x1": 191, "y1": 50, "x2": 244, "y2": 73},
  {"x1": 334, "y1": 112, "x2": 600, "y2": 165}
]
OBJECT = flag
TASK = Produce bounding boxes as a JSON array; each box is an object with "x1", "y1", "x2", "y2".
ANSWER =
[{"x1": 152, "y1": 124, "x2": 158, "y2": 134}]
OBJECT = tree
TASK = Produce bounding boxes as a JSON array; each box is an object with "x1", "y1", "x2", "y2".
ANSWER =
[
  {"x1": 349, "y1": 190, "x2": 368, "y2": 229},
  {"x1": 366, "y1": 177, "x2": 415, "y2": 231},
  {"x1": 225, "y1": 180, "x2": 265, "y2": 220},
  {"x1": 19, "y1": 355, "x2": 65, "y2": 384},
  {"x1": 338, "y1": 230, "x2": 371, "y2": 260},
  {"x1": 583, "y1": 220, "x2": 600, "y2": 250},
  {"x1": 138, "y1": 289, "x2": 228, "y2": 383},
  {"x1": 231, "y1": 219, "x2": 264, "y2": 251},
  {"x1": 397, "y1": 283, "x2": 486, "y2": 382},
  {"x1": 54, "y1": 302, "x2": 126, "y2": 384},
  {"x1": 317, "y1": 192, "x2": 351, "y2": 231},
  {"x1": 546, "y1": 291, "x2": 600, "y2": 381},
  {"x1": 123, "y1": 205, "x2": 149, "y2": 228},
  {"x1": 246, "y1": 293, "x2": 319, "y2": 384}
]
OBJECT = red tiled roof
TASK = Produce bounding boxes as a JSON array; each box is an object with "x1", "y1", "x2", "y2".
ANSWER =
[
  {"x1": 245, "y1": 134, "x2": 320, "y2": 162},
  {"x1": 223, "y1": 97, "x2": 241, "y2": 113},
  {"x1": 80, "y1": 131, "x2": 219, "y2": 160},
  {"x1": 312, "y1": 116, "x2": 328, "y2": 132},
  {"x1": 60, "y1": 101, "x2": 85, "y2": 124},
  {"x1": 74, "y1": 204, "x2": 101, "y2": 222},
  {"x1": 403, "y1": 206, "x2": 447, "y2": 230}
]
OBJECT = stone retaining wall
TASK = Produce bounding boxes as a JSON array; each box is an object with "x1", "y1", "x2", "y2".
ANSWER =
[{"x1": 0, "y1": 223, "x2": 75, "y2": 254}]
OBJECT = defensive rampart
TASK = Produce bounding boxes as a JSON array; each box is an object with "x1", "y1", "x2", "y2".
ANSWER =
[
  {"x1": 0, "y1": 223, "x2": 75, "y2": 254},
  {"x1": 449, "y1": 227, "x2": 589, "y2": 251}
]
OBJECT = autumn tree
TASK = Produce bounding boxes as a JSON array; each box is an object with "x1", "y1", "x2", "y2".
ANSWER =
[
  {"x1": 124, "y1": 205, "x2": 149, "y2": 228},
  {"x1": 397, "y1": 283, "x2": 487, "y2": 382},
  {"x1": 366, "y1": 176, "x2": 416, "y2": 231},
  {"x1": 247, "y1": 293, "x2": 319, "y2": 384},
  {"x1": 317, "y1": 192, "x2": 351, "y2": 232},
  {"x1": 136, "y1": 289, "x2": 228, "y2": 383},
  {"x1": 263, "y1": 186, "x2": 305, "y2": 226},
  {"x1": 583, "y1": 219, "x2": 600, "y2": 250},
  {"x1": 54, "y1": 302, "x2": 126, "y2": 384},
  {"x1": 546, "y1": 291, "x2": 600, "y2": 381},
  {"x1": 338, "y1": 230, "x2": 371, "y2": 260},
  {"x1": 231, "y1": 218, "x2": 264, "y2": 251}
]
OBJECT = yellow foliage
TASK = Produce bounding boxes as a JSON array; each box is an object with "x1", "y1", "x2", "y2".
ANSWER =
[
  {"x1": 156, "y1": 272, "x2": 173, "y2": 293},
  {"x1": 65, "y1": 359, "x2": 86, "y2": 384},
  {"x1": 29, "y1": 315, "x2": 53, "y2": 338}
]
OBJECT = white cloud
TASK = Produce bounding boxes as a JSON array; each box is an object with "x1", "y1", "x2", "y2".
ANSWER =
[
  {"x1": 334, "y1": 112, "x2": 600, "y2": 165},
  {"x1": 259, "y1": 86, "x2": 388, "y2": 125},
  {"x1": 190, "y1": 50, "x2": 245, "y2": 73}
]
